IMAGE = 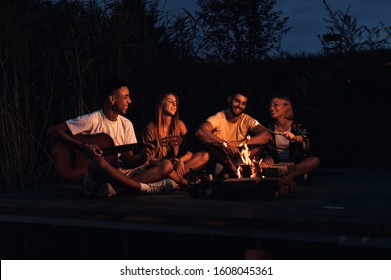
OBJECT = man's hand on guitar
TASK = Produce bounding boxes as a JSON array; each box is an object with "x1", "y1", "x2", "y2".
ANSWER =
[
  {"x1": 141, "y1": 143, "x2": 156, "y2": 164},
  {"x1": 82, "y1": 143, "x2": 103, "y2": 158}
]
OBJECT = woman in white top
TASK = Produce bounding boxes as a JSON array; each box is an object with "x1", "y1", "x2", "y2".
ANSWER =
[{"x1": 265, "y1": 95, "x2": 320, "y2": 180}]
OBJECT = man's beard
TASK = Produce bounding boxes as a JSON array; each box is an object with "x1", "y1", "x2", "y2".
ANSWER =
[
  {"x1": 112, "y1": 104, "x2": 126, "y2": 116},
  {"x1": 229, "y1": 106, "x2": 243, "y2": 117}
]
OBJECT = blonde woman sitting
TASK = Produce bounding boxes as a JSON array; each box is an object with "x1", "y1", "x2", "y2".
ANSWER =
[{"x1": 264, "y1": 95, "x2": 320, "y2": 181}]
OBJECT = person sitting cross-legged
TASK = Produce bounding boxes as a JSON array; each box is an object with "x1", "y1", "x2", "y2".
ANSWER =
[
  {"x1": 263, "y1": 95, "x2": 320, "y2": 181},
  {"x1": 142, "y1": 91, "x2": 209, "y2": 186},
  {"x1": 196, "y1": 90, "x2": 272, "y2": 178}
]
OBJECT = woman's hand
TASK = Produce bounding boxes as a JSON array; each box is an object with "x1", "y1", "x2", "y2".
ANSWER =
[
  {"x1": 171, "y1": 157, "x2": 185, "y2": 178},
  {"x1": 282, "y1": 131, "x2": 297, "y2": 142}
]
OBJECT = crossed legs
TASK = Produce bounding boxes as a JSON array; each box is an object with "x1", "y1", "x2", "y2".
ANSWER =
[
  {"x1": 88, "y1": 157, "x2": 174, "y2": 191},
  {"x1": 168, "y1": 151, "x2": 210, "y2": 185},
  {"x1": 290, "y1": 156, "x2": 321, "y2": 178}
]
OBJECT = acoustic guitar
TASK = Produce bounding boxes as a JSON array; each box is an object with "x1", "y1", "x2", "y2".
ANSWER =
[{"x1": 51, "y1": 133, "x2": 182, "y2": 182}]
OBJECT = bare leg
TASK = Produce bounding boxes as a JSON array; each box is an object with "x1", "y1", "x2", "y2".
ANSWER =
[
  {"x1": 167, "y1": 152, "x2": 210, "y2": 185},
  {"x1": 291, "y1": 156, "x2": 321, "y2": 178},
  {"x1": 184, "y1": 152, "x2": 210, "y2": 174},
  {"x1": 203, "y1": 144, "x2": 237, "y2": 176},
  {"x1": 132, "y1": 159, "x2": 174, "y2": 183},
  {"x1": 167, "y1": 170, "x2": 184, "y2": 185},
  {"x1": 88, "y1": 157, "x2": 142, "y2": 190},
  {"x1": 88, "y1": 158, "x2": 174, "y2": 190}
]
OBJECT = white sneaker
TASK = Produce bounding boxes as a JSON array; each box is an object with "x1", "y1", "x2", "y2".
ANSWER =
[
  {"x1": 143, "y1": 179, "x2": 177, "y2": 194},
  {"x1": 97, "y1": 182, "x2": 117, "y2": 198}
]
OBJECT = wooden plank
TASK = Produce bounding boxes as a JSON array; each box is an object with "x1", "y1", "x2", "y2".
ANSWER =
[
  {"x1": 261, "y1": 166, "x2": 288, "y2": 177},
  {"x1": 273, "y1": 162, "x2": 296, "y2": 173},
  {"x1": 1, "y1": 168, "x2": 391, "y2": 254}
]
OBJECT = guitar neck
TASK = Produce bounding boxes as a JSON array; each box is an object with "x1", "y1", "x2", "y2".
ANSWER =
[
  {"x1": 101, "y1": 144, "x2": 137, "y2": 156},
  {"x1": 147, "y1": 135, "x2": 183, "y2": 147}
]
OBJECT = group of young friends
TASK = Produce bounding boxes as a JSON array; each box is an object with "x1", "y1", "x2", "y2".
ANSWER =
[{"x1": 48, "y1": 78, "x2": 320, "y2": 198}]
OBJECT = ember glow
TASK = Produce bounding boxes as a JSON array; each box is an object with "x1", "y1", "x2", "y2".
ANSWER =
[
  {"x1": 236, "y1": 165, "x2": 244, "y2": 178},
  {"x1": 257, "y1": 158, "x2": 265, "y2": 178}
]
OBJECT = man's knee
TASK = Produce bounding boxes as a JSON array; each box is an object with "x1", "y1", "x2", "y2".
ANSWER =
[
  {"x1": 87, "y1": 157, "x2": 111, "y2": 182},
  {"x1": 198, "y1": 151, "x2": 210, "y2": 163},
  {"x1": 311, "y1": 156, "x2": 321, "y2": 169},
  {"x1": 89, "y1": 157, "x2": 110, "y2": 172}
]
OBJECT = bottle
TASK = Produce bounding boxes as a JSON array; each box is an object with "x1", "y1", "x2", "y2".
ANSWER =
[
  {"x1": 200, "y1": 168, "x2": 208, "y2": 184},
  {"x1": 189, "y1": 168, "x2": 196, "y2": 184},
  {"x1": 188, "y1": 168, "x2": 199, "y2": 198}
]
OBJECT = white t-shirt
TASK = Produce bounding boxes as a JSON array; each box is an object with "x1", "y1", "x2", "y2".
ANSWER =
[
  {"x1": 275, "y1": 128, "x2": 290, "y2": 162},
  {"x1": 66, "y1": 109, "x2": 137, "y2": 147}
]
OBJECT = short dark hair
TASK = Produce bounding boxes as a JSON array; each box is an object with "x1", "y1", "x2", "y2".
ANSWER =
[
  {"x1": 100, "y1": 77, "x2": 129, "y2": 99},
  {"x1": 230, "y1": 89, "x2": 250, "y2": 99}
]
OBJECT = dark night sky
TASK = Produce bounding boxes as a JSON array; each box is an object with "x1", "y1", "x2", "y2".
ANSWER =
[{"x1": 158, "y1": 0, "x2": 391, "y2": 54}]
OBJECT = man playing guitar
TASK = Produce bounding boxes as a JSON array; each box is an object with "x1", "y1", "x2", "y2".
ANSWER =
[{"x1": 47, "y1": 77, "x2": 177, "y2": 197}]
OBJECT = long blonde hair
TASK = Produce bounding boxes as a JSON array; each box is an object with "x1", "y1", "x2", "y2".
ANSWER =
[{"x1": 155, "y1": 91, "x2": 180, "y2": 138}]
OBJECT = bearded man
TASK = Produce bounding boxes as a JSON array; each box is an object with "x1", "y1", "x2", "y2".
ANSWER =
[{"x1": 196, "y1": 90, "x2": 272, "y2": 178}]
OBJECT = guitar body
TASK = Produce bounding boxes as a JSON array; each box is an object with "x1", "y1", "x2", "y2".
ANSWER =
[
  {"x1": 51, "y1": 133, "x2": 117, "y2": 182},
  {"x1": 51, "y1": 133, "x2": 181, "y2": 182}
]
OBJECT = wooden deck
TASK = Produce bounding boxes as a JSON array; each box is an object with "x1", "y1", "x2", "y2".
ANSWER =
[{"x1": 1, "y1": 168, "x2": 391, "y2": 259}]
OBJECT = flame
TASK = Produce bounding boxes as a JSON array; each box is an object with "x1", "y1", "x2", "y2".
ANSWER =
[
  {"x1": 258, "y1": 158, "x2": 263, "y2": 174},
  {"x1": 240, "y1": 143, "x2": 252, "y2": 165},
  {"x1": 237, "y1": 143, "x2": 257, "y2": 178},
  {"x1": 235, "y1": 137, "x2": 268, "y2": 178},
  {"x1": 236, "y1": 166, "x2": 242, "y2": 179}
]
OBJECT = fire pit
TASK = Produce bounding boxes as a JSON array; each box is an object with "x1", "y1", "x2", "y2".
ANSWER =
[
  {"x1": 236, "y1": 164, "x2": 252, "y2": 178},
  {"x1": 235, "y1": 138, "x2": 263, "y2": 178},
  {"x1": 189, "y1": 137, "x2": 298, "y2": 199}
]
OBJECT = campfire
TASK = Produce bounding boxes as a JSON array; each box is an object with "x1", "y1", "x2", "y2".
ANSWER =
[{"x1": 236, "y1": 137, "x2": 263, "y2": 178}]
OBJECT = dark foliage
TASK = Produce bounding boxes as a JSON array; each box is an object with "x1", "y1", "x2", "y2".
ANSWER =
[
  {"x1": 196, "y1": 0, "x2": 290, "y2": 62},
  {"x1": 318, "y1": 0, "x2": 391, "y2": 54}
]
